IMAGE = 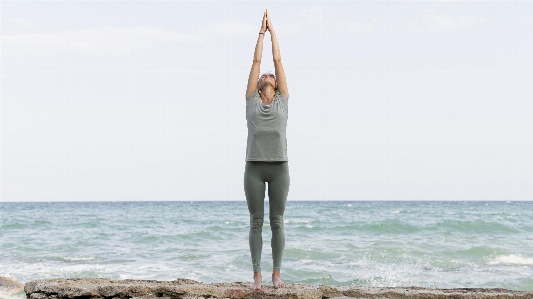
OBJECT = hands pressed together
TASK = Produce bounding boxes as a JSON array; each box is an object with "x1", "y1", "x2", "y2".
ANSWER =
[{"x1": 260, "y1": 9, "x2": 274, "y2": 34}]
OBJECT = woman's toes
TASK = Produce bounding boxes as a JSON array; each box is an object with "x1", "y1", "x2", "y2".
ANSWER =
[
  {"x1": 250, "y1": 281, "x2": 262, "y2": 289},
  {"x1": 272, "y1": 278, "x2": 285, "y2": 288}
]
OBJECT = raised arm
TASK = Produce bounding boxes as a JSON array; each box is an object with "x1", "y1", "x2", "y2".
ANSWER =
[
  {"x1": 246, "y1": 10, "x2": 268, "y2": 99},
  {"x1": 266, "y1": 9, "x2": 289, "y2": 99}
]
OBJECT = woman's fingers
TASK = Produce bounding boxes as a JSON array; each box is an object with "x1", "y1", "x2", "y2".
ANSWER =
[
  {"x1": 261, "y1": 9, "x2": 267, "y2": 31},
  {"x1": 265, "y1": 9, "x2": 273, "y2": 29}
]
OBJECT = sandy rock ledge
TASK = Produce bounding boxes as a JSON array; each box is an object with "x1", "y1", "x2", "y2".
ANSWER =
[
  {"x1": 24, "y1": 278, "x2": 532, "y2": 299},
  {"x1": 1, "y1": 276, "x2": 25, "y2": 299}
]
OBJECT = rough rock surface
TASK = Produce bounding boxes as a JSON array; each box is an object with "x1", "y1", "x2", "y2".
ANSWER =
[{"x1": 24, "y1": 278, "x2": 533, "y2": 299}]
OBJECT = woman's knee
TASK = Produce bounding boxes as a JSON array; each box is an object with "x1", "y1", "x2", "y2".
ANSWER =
[
  {"x1": 250, "y1": 214, "x2": 264, "y2": 231},
  {"x1": 270, "y1": 214, "x2": 284, "y2": 231}
]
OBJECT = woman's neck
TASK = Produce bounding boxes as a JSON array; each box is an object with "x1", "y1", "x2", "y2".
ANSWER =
[{"x1": 259, "y1": 86, "x2": 276, "y2": 104}]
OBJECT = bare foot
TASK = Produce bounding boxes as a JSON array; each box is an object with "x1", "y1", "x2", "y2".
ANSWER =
[
  {"x1": 272, "y1": 272, "x2": 286, "y2": 288},
  {"x1": 250, "y1": 272, "x2": 262, "y2": 290}
]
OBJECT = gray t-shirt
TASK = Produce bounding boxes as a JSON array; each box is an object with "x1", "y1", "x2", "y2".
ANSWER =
[{"x1": 245, "y1": 89, "x2": 289, "y2": 161}]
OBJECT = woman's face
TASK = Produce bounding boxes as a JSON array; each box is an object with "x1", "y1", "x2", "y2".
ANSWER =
[{"x1": 259, "y1": 73, "x2": 276, "y2": 89}]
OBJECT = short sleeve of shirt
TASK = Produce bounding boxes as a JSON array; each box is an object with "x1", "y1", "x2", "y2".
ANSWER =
[
  {"x1": 246, "y1": 89, "x2": 259, "y2": 102},
  {"x1": 246, "y1": 90, "x2": 259, "y2": 119},
  {"x1": 276, "y1": 90, "x2": 289, "y2": 118},
  {"x1": 277, "y1": 90, "x2": 289, "y2": 101}
]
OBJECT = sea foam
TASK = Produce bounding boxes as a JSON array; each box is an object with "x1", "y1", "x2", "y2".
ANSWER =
[{"x1": 487, "y1": 254, "x2": 533, "y2": 265}]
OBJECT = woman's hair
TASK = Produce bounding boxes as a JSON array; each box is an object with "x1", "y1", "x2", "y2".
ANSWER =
[{"x1": 257, "y1": 71, "x2": 277, "y2": 90}]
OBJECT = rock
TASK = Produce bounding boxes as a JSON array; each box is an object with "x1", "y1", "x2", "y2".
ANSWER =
[
  {"x1": 1, "y1": 276, "x2": 24, "y2": 292},
  {"x1": 1, "y1": 276, "x2": 25, "y2": 299},
  {"x1": 23, "y1": 278, "x2": 533, "y2": 299}
]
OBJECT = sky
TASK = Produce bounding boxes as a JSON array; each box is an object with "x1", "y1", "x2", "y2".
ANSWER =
[{"x1": 1, "y1": 0, "x2": 532, "y2": 202}]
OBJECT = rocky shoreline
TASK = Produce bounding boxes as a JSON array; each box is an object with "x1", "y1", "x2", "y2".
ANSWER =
[
  {"x1": 0, "y1": 276, "x2": 25, "y2": 299},
  {"x1": 22, "y1": 277, "x2": 533, "y2": 299}
]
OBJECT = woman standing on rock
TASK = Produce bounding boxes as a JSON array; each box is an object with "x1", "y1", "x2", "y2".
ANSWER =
[{"x1": 244, "y1": 9, "x2": 290, "y2": 290}]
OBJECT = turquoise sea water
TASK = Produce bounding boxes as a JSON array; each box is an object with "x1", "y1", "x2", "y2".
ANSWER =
[{"x1": 1, "y1": 201, "x2": 532, "y2": 292}]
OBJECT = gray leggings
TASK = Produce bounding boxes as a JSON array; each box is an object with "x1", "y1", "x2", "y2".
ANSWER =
[{"x1": 244, "y1": 161, "x2": 290, "y2": 272}]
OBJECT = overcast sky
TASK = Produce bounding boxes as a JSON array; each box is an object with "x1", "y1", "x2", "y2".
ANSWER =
[{"x1": 1, "y1": 0, "x2": 532, "y2": 202}]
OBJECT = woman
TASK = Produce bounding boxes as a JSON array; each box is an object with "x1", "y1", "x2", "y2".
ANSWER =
[{"x1": 244, "y1": 9, "x2": 290, "y2": 290}]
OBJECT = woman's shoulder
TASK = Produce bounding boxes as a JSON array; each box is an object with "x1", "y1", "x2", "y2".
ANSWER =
[
  {"x1": 276, "y1": 89, "x2": 289, "y2": 101},
  {"x1": 246, "y1": 89, "x2": 259, "y2": 101}
]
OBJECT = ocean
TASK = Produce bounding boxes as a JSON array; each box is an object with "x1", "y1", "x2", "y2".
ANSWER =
[{"x1": 1, "y1": 201, "x2": 532, "y2": 293}]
